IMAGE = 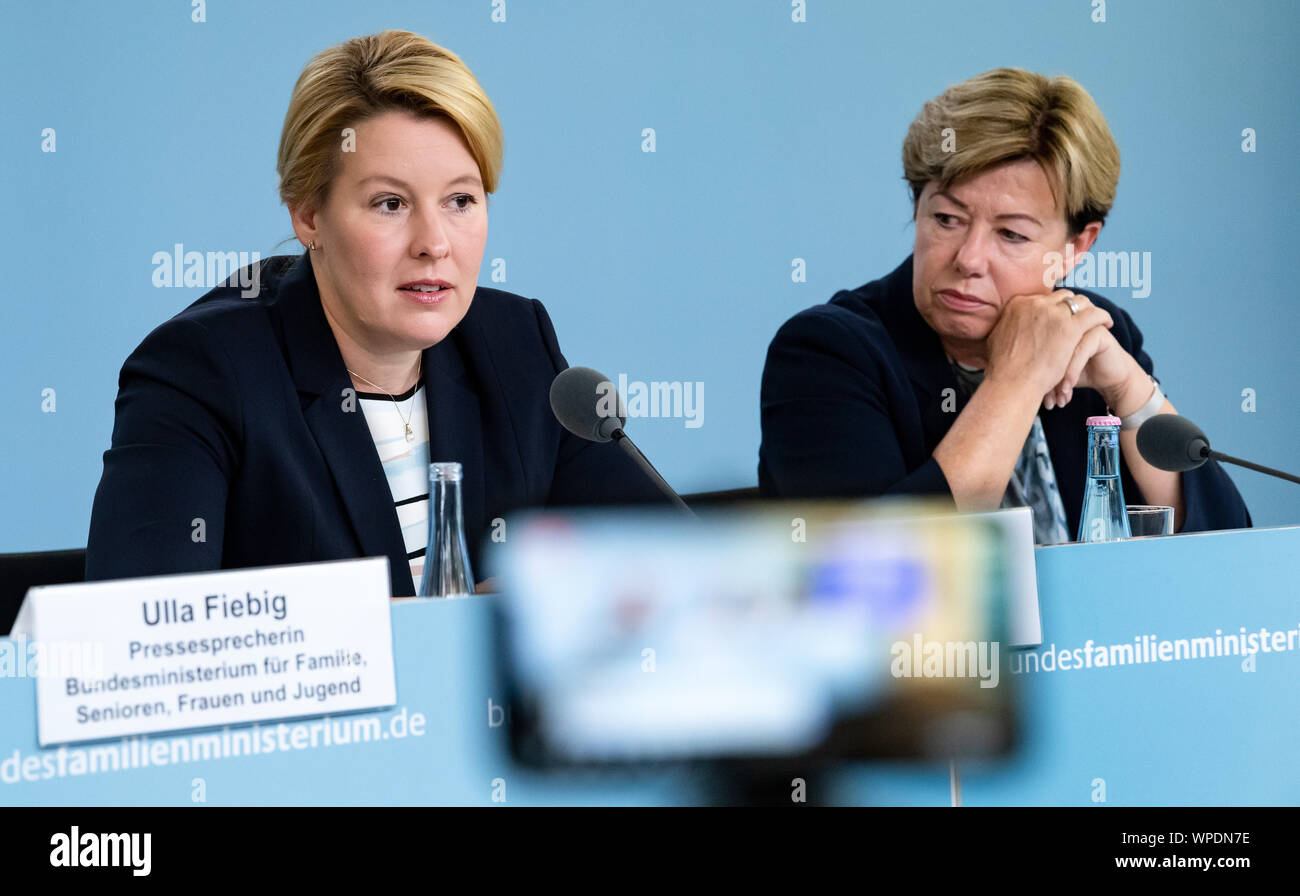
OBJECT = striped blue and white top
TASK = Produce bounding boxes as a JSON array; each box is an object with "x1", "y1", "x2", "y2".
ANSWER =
[{"x1": 355, "y1": 383, "x2": 430, "y2": 593}]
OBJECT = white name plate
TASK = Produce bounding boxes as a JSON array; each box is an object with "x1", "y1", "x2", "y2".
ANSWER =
[{"x1": 27, "y1": 557, "x2": 397, "y2": 746}]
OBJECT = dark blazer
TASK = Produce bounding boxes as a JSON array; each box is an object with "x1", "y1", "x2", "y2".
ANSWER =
[
  {"x1": 86, "y1": 252, "x2": 664, "y2": 596},
  {"x1": 758, "y1": 256, "x2": 1251, "y2": 535}
]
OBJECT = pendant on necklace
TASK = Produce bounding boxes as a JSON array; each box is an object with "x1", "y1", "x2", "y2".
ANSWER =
[{"x1": 405, "y1": 423, "x2": 414, "y2": 443}]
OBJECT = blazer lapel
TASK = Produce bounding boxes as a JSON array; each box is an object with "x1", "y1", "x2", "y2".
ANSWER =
[
  {"x1": 423, "y1": 318, "x2": 485, "y2": 578},
  {"x1": 271, "y1": 253, "x2": 416, "y2": 596}
]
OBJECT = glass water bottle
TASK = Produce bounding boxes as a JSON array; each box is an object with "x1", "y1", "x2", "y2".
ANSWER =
[
  {"x1": 1076, "y1": 416, "x2": 1132, "y2": 543},
  {"x1": 419, "y1": 461, "x2": 475, "y2": 598}
]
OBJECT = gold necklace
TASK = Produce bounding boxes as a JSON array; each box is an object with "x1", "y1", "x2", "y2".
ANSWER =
[{"x1": 346, "y1": 356, "x2": 422, "y2": 443}]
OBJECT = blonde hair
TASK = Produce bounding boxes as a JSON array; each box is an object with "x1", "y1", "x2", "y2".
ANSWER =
[
  {"x1": 902, "y1": 68, "x2": 1120, "y2": 235},
  {"x1": 277, "y1": 30, "x2": 504, "y2": 210}
]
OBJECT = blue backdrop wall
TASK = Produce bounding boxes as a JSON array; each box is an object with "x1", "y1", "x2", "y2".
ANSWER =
[{"x1": 2, "y1": 0, "x2": 1296, "y2": 552}]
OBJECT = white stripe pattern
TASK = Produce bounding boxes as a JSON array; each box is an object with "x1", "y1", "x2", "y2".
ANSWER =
[{"x1": 355, "y1": 383, "x2": 430, "y2": 591}]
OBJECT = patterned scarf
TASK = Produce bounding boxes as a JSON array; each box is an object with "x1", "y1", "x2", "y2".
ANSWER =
[{"x1": 949, "y1": 360, "x2": 1071, "y2": 546}]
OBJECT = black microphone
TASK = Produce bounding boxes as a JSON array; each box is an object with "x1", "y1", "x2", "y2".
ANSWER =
[
  {"x1": 1136, "y1": 414, "x2": 1300, "y2": 485},
  {"x1": 549, "y1": 366, "x2": 696, "y2": 516}
]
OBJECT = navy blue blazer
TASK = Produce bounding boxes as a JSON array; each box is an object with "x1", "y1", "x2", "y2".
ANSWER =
[
  {"x1": 758, "y1": 256, "x2": 1251, "y2": 535},
  {"x1": 86, "y1": 252, "x2": 664, "y2": 596}
]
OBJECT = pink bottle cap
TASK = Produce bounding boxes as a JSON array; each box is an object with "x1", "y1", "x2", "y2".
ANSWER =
[{"x1": 1086, "y1": 415, "x2": 1122, "y2": 426}]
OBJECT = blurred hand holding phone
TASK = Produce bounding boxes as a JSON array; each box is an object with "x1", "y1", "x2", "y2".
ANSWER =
[{"x1": 494, "y1": 499, "x2": 1023, "y2": 767}]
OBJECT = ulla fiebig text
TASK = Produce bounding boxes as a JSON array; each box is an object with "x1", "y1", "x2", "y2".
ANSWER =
[{"x1": 142, "y1": 592, "x2": 288, "y2": 626}]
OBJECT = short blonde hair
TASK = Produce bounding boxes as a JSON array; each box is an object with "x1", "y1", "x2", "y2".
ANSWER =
[
  {"x1": 277, "y1": 30, "x2": 504, "y2": 210},
  {"x1": 902, "y1": 68, "x2": 1120, "y2": 235}
]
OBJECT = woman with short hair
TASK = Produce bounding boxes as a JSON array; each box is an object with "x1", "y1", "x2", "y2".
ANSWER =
[
  {"x1": 759, "y1": 68, "x2": 1249, "y2": 541},
  {"x1": 87, "y1": 30, "x2": 662, "y2": 596}
]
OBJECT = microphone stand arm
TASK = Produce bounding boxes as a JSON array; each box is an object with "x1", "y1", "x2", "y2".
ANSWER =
[
  {"x1": 1206, "y1": 449, "x2": 1300, "y2": 486},
  {"x1": 611, "y1": 429, "x2": 697, "y2": 518}
]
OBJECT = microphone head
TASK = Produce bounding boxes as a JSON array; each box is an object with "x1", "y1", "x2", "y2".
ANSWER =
[
  {"x1": 549, "y1": 366, "x2": 626, "y2": 443},
  {"x1": 1136, "y1": 413, "x2": 1211, "y2": 472}
]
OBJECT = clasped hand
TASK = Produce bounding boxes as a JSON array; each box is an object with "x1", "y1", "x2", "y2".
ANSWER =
[{"x1": 984, "y1": 289, "x2": 1142, "y2": 412}]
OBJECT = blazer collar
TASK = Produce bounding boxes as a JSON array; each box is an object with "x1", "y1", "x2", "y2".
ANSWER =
[{"x1": 269, "y1": 253, "x2": 485, "y2": 597}]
